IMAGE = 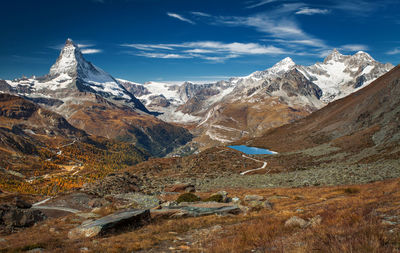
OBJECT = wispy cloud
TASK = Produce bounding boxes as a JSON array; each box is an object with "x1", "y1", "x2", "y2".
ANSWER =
[
  {"x1": 122, "y1": 41, "x2": 287, "y2": 62},
  {"x1": 50, "y1": 41, "x2": 102, "y2": 54},
  {"x1": 192, "y1": 3, "x2": 332, "y2": 57},
  {"x1": 386, "y1": 48, "x2": 400, "y2": 55},
  {"x1": 262, "y1": 38, "x2": 326, "y2": 48},
  {"x1": 121, "y1": 44, "x2": 174, "y2": 51},
  {"x1": 167, "y1": 12, "x2": 195, "y2": 24},
  {"x1": 295, "y1": 7, "x2": 330, "y2": 15},
  {"x1": 77, "y1": 43, "x2": 95, "y2": 48},
  {"x1": 340, "y1": 44, "x2": 369, "y2": 51},
  {"x1": 183, "y1": 41, "x2": 286, "y2": 55},
  {"x1": 191, "y1": 11, "x2": 211, "y2": 17},
  {"x1": 332, "y1": 0, "x2": 384, "y2": 17},
  {"x1": 81, "y1": 49, "x2": 102, "y2": 54},
  {"x1": 246, "y1": 0, "x2": 278, "y2": 9},
  {"x1": 136, "y1": 52, "x2": 192, "y2": 59}
]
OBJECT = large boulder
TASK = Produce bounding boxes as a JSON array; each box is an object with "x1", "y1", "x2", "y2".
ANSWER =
[
  {"x1": 14, "y1": 197, "x2": 32, "y2": 209},
  {"x1": 151, "y1": 202, "x2": 242, "y2": 219},
  {"x1": 68, "y1": 209, "x2": 150, "y2": 239},
  {"x1": 0, "y1": 205, "x2": 46, "y2": 228},
  {"x1": 284, "y1": 216, "x2": 308, "y2": 228},
  {"x1": 164, "y1": 183, "x2": 195, "y2": 193},
  {"x1": 83, "y1": 172, "x2": 142, "y2": 197}
]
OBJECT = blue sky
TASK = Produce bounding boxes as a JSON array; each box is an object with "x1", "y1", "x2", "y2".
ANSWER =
[{"x1": 1, "y1": 0, "x2": 399, "y2": 83}]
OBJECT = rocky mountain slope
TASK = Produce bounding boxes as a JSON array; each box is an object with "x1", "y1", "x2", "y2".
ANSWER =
[
  {"x1": 122, "y1": 50, "x2": 392, "y2": 147},
  {"x1": 0, "y1": 39, "x2": 192, "y2": 156},
  {"x1": 0, "y1": 93, "x2": 150, "y2": 195},
  {"x1": 246, "y1": 64, "x2": 400, "y2": 158}
]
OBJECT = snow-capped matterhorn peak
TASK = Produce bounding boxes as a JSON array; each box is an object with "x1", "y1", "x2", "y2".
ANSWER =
[
  {"x1": 49, "y1": 38, "x2": 86, "y2": 77},
  {"x1": 48, "y1": 38, "x2": 122, "y2": 91}
]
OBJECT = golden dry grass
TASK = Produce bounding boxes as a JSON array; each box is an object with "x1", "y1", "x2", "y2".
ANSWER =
[{"x1": 1, "y1": 178, "x2": 399, "y2": 252}]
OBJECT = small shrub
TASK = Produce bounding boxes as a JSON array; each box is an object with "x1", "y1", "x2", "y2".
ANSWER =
[
  {"x1": 203, "y1": 194, "x2": 224, "y2": 203},
  {"x1": 176, "y1": 193, "x2": 200, "y2": 203},
  {"x1": 344, "y1": 187, "x2": 360, "y2": 194}
]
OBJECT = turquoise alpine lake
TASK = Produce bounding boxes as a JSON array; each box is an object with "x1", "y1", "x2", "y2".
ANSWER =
[{"x1": 227, "y1": 145, "x2": 277, "y2": 155}]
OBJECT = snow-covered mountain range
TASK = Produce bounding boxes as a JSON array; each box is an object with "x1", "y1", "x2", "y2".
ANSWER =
[
  {"x1": 120, "y1": 49, "x2": 393, "y2": 146},
  {"x1": 0, "y1": 39, "x2": 393, "y2": 149}
]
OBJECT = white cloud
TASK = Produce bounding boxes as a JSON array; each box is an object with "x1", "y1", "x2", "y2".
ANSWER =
[
  {"x1": 191, "y1": 11, "x2": 211, "y2": 17},
  {"x1": 184, "y1": 41, "x2": 286, "y2": 55},
  {"x1": 220, "y1": 15, "x2": 305, "y2": 39},
  {"x1": 77, "y1": 43, "x2": 95, "y2": 48},
  {"x1": 81, "y1": 49, "x2": 102, "y2": 54},
  {"x1": 218, "y1": 3, "x2": 317, "y2": 40},
  {"x1": 123, "y1": 41, "x2": 287, "y2": 62},
  {"x1": 246, "y1": 0, "x2": 278, "y2": 9},
  {"x1": 295, "y1": 7, "x2": 330, "y2": 15},
  {"x1": 386, "y1": 48, "x2": 400, "y2": 55},
  {"x1": 340, "y1": 44, "x2": 369, "y2": 51},
  {"x1": 121, "y1": 44, "x2": 174, "y2": 50},
  {"x1": 167, "y1": 12, "x2": 195, "y2": 24},
  {"x1": 333, "y1": 1, "x2": 380, "y2": 16},
  {"x1": 184, "y1": 48, "x2": 215, "y2": 54},
  {"x1": 137, "y1": 52, "x2": 192, "y2": 59}
]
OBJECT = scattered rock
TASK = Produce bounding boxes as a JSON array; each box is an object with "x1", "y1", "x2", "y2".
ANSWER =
[
  {"x1": 246, "y1": 200, "x2": 274, "y2": 211},
  {"x1": 26, "y1": 248, "x2": 44, "y2": 253},
  {"x1": 76, "y1": 212, "x2": 101, "y2": 219},
  {"x1": 151, "y1": 209, "x2": 185, "y2": 219},
  {"x1": 231, "y1": 197, "x2": 241, "y2": 204},
  {"x1": 262, "y1": 200, "x2": 274, "y2": 210},
  {"x1": 0, "y1": 204, "x2": 46, "y2": 228},
  {"x1": 14, "y1": 197, "x2": 32, "y2": 209},
  {"x1": 216, "y1": 191, "x2": 229, "y2": 203},
  {"x1": 175, "y1": 202, "x2": 241, "y2": 217},
  {"x1": 382, "y1": 220, "x2": 397, "y2": 225},
  {"x1": 165, "y1": 183, "x2": 195, "y2": 193},
  {"x1": 68, "y1": 209, "x2": 150, "y2": 239},
  {"x1": 244, "y1": 195, "x2": 264, "y2": 202},
  {"x1": 112, "y1": 193, "x2": 160, "y2": 209},
  {"x1": 309, "y1": 215, "x2": 322, "y2": 227},
  {"x1": 0, "y1": 238, "x2": 6, "y2": 243},
  {"x1": 242, "y1": 195, "x2": 273, "y2": 211},
  {"x1": 211, "y1": 225, "x2": 223, "y2": 233},
  {"x1": 88, "y1": 198, "x2": 110, "y2": 208},
  {"x1": 83, "y1": 172, "x2": 142, "y2": 197},
  {"x1": 161, "y1": 201, "x2": 178, "y2": 208},
  {"x1": 152, "y1": 202, "x2": 241, "y2": 219},
  {"x1": 284, "y1": 216, "x2": 308, "y2": 228}
]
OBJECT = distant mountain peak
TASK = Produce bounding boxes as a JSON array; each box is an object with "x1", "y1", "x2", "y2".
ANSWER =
[
  {"x1": 49, "y1": 38, "x2": 86, "y2": 77},
  {"x1": 277, "y1": 57, "x2": 295, "y2": 66},
  {"x1": 270, "y1": 56, "x2": 296, "y2": 73},
  {"x1": 353, "y1": 51, "x2": 374, "y2": 62},
  {"x1": 324, "y1": 48, "x2": 344, "y2": 63}
]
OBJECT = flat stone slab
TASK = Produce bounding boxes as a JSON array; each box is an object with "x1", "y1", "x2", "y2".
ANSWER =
[
  {"x1": 153, "y1": 202, "x2": 241, "y2": 218},
  {"x1": 68, "y1": 208, "x2": 150, "y2": 239}
]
